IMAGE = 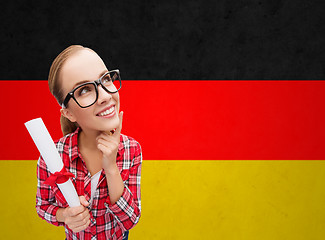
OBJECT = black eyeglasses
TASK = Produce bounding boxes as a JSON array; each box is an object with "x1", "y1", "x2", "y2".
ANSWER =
[{"x1": 62, "y1": 69, "x2": 121, "y2": 108}]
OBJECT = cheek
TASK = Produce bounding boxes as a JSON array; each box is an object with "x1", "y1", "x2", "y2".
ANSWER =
[
  {"x1": 71, "y1": 107, "x2": 92, "y2": 122},
  {"x1": 114, "y1": 93, "x2": 120, "y2": 111}
]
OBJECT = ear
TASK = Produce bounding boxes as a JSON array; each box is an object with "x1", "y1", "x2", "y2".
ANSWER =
[{"x1": 60, "y1": 108, "x2": 77, "y2": 122}]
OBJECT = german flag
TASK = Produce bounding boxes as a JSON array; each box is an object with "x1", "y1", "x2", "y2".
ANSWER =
[
  {"x1": 2, "y1": 0, "x2": 325, "y2": 239},
  {"x1": 1, "y1": 80, "x2": 325, "y2": 239}
]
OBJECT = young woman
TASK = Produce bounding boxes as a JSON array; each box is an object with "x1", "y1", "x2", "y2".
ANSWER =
[{"x1": 36, "y1": 45, "x2": 142, "y2": 240}]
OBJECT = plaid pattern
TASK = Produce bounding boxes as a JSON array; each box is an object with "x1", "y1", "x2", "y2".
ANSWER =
[{"x1": 36, "y1": 128, "x2": 142, "y2": 240}]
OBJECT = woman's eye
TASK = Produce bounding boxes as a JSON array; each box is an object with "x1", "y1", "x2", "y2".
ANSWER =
[
  {"x1": 102, "y1": 77, "x2": 112, "y2": 85},
  {"x1": 78, "y1": 86, "x2": 92, "y2": 96}
]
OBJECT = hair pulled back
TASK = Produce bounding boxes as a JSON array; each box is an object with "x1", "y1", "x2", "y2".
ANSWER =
[{"x1": 48, "y1": 45, "x2": 87, "y2": 136}]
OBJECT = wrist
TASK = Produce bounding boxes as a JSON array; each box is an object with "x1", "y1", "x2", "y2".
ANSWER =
[{"x1": 104, "y1": 164, "x2": 119, "y2": 175}]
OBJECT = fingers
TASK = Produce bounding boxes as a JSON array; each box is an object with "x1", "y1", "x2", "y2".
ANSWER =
[
  {"x1": 115, "y1": 111, "x2": 123, "y2": 137},
  {"x1": 66, "y1": 206, "x2": 89, "y2": 222},
  {"x1": 109, "y1": 111, "x2": 123, "y2": 143},
  {"x1": 67, "y1": 211, "x2": 90, "y2": 232},
  {"x1": 70, "y1": 218, "x2": 91, "y2": 233},
  {"x1": 65, "y1": 205, "x2": 90, "y2": 232},
  {"x1": 64, "y1": 196, "x2": 91, "y2": 232},
  {"x1": 97, "y1": 136, "x2": 118, "y2": 150},
  {"x1": 68, "y1": 205, "x2": 86, "y2": 216},
  {"x1": 79, "y1": 195, "x2": 89, "y2": 207}
]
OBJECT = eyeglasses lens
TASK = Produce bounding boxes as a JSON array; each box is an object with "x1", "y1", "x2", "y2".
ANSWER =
[
  {"x1": 74, "y1": 83, "x2": 97, "y2": 107},
  {"x1": 102, "y1": 71, "x2": 121, "y2": 92}
]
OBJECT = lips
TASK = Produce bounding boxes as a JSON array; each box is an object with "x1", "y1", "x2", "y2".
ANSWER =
[{"x1": 97, "y1": 105, "x2": 115, "y2": 117}]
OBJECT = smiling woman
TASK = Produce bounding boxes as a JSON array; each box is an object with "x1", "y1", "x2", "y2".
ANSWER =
[{"x1": 36, "y1": 45, "x2": 142, "y2": 240}]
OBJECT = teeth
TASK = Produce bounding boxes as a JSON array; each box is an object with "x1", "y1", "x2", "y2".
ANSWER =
[{"x1": 99, "y1": 106, "x2": 114, "y2": 116}]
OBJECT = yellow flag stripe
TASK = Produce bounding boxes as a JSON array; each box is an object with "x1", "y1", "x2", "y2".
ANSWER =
[{"x1": 1, "y1": 160, "x2": 325, "y2": 240}]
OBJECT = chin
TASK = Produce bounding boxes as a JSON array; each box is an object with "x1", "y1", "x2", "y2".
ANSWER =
[{"x1": 103, "y1": 118, "x2": 120, "y2": 132}]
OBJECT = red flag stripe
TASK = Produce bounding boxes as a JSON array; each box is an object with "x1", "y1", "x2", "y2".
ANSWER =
[{"x1": 1, "y1": 80, "x2": 325, "y2": 160}]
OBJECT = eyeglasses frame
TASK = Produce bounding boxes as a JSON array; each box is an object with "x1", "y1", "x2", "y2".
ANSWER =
[{"x1": 62, "y1": 69, "x2": 121, "y2": 108}]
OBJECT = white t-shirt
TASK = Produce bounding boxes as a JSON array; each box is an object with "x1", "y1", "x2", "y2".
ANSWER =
[{"x1": 90, "y1": 170, "x2": 102, "y2": 204}]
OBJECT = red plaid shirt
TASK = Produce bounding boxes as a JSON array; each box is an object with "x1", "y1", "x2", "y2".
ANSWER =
[{"x1": 36, "y1": 128, "x2": 142, "y2": 240}]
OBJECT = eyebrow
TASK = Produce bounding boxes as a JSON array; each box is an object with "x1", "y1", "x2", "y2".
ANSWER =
[{"x1": 71, "y1": 70, "x2": 108, "y2": 89}]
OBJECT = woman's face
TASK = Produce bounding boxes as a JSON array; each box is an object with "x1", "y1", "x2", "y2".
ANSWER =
[{"x1": 60, "y1": 49, "x2": 120, "y2": 134}]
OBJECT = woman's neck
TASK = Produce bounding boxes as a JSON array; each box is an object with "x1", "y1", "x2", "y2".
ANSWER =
[
  {"x1": 78, "y1": 128, "x2": 104, "y2": 175},
  {"x1": 78, "y1": 128, "x2": 100, "y2": 151}
]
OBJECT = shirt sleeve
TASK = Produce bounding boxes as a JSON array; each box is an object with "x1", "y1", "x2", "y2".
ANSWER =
[
  {"x1": 105, "y1": 141, "x2": 142, "y2": 231},
  {"x1": 35, "y1": 156, "x2": 64, "y2": 226}
]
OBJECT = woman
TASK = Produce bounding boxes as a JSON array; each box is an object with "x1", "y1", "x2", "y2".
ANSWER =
[{"x1": 36, "y1": 45, "x2": 142, "y2": 240}]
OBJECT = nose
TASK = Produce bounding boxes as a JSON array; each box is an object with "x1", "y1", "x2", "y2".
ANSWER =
[{"x1": 97, "y1": 85, "x2": 112, "y2": 105}]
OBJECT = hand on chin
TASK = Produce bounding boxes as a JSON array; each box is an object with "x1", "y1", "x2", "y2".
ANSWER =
[{"x1": 101, "y1": 114, "x2": 120, "y2": 134}]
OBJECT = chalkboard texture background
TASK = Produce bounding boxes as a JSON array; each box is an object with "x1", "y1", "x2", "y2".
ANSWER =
[{"x1": 1, "y1": 0, "x2": 325, "y2": 80}]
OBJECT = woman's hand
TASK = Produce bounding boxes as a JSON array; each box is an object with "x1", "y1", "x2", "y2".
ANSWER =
[
  {"x1": 97, "y1": 112, "x2": 125, "y2": 204},
  {"x1": 56, "y1": 196, "x2": 90, "y2": 233},
  {"x1": 96, "y1": 111, "x2": 123, "y2": 171}
]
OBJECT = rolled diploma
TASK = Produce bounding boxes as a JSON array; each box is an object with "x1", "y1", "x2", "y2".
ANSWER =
[{"x1": 25, "y1": 118, "x2": 80, "y2": 207}]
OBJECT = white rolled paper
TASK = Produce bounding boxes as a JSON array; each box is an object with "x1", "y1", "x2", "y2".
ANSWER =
[{"x1": 25, "y1": 118, "x2": 80, "y2": 207}]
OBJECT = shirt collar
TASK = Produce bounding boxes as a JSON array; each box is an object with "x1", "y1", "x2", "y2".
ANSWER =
[{"x1": 70, "y1": 127, "x2": 81, "y2": 162}]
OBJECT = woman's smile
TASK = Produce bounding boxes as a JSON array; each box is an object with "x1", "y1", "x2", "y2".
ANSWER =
[{"x1": 97, "y1": 105, "x2": 116, "y2": 118}]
